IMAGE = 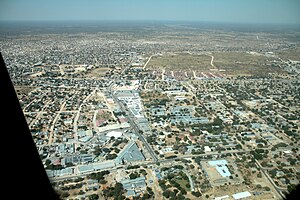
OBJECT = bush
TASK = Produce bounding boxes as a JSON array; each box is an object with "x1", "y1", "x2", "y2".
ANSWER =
[{"x1": 192, "y1": 191, "x2": 202, "y2": 197}]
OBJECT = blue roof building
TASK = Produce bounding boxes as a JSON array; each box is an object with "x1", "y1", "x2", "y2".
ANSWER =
[
  {"x1": 121, "y1": 177, "x2": 146, "y2": 190},
  {"x1": 208, "y1": 160, "x2": 231, "y2": 177}
]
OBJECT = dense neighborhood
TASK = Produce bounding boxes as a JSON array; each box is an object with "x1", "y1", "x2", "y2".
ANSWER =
[{"x1": 1, "y1": 21, "x2": 300, "y2": 200}]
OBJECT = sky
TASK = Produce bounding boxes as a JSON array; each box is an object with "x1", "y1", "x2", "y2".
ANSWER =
[{"x1": 0, "y1": 0, "x2": 300, "y2": 24}]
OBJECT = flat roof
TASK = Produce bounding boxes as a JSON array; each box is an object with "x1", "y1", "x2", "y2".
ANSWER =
[
  {"x1": 115, "y1": 140, "x2": 145, "y2": 164},
  {"x1": 126, "y1": 190, "x2": 136, "y2": 197},
  {"x1": 214, "y1": 195, "x2": 229, "y2": 200},
  {"x1": 93, "y1": 161, "x2": 115, "y2": 170},
  {"x1": 216, "y1": 165, "x2": 231, "y2": 177},
  {"x1": 106, "y1": 131, "x2": 122, "y2": 138},
  {"x1": 122, "y1": 177, "x2": 146, "y2": 190},
  {"x1": 78, "y1": 165, "x2": 93, "y2": 173},
  {"x1": 79, "y1": 135, "x2": 92, "y2": 142},
  {"x1": 46, "y1": 168, "x2": 73, "y2": 177},
  {"x1": 232, "y1": 191, "x2": 251, "y2": 200},
  {"x1": 208, "y1": 160, "x2": 231, "y2": 177},
  {"x1": 208, "y1": 160, "x2": 228, "y2": 166},
  {"x1": 204, "y1": 146, "x2": 212, "y2": 152}
]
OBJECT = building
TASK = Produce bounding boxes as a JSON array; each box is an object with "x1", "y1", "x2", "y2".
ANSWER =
[
  {"x1": 115, "y1": 140, "x2": 145, "y2": 164},
  {"x1": 77, "y1": 161, "x2": 116, "y2": 174},
  {"x1": 106, "y1": 131, "x2": 123, "y2": 138},
  {"x1": 208, "y1": 160, "x2": 231, "y2": 177},
  {"x1": 78, "y1": 165, "x2": 94, "y2": 174},
  {"x1": 232, "y1": 191, "x2": 251, "y2": 200},
  {"x1": 93, "y1": 161, "x2": 115, "y2": 170},
  {"x1": 121, "y1": 176, "x2": 146, "y2": 197},
  {"x1": 214, "y1": 195, "x2": 230, "y2": 200},
  {"x1": 65, "y1": 154, "x2": 94, "y2": 165},
  {"x1": 46, "y1": 168, "x2": 73, "y2": 178},
  {"x1": 78, "y1": 129, "x2": 93, "y2": 142},
  {"x1": 204, "y1": 146, "x2": 212, "y2": 152},
  {"x1": 121, "y1": 176, "x2": 146, "y2": 190}
]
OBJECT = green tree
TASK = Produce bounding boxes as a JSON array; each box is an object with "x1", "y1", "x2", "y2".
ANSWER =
[
  {"x1": 129, "y1": 172, "x2": 140, "y2": 180},
  {"x1": 256, "y1": 184, "x2": 262, "y2": 189},
  {"x1": 88, "y1": 194, "x2": 99, "y2": 200},
  {"x1": 163, "y1": 190, "x2": 171, "y2": 198},
  {"x1": 192, "y1": 191, "x2": 202, "y2": 197},
  {"x1": 45, "y1": 159, "x2": 51, "y2": 166}
]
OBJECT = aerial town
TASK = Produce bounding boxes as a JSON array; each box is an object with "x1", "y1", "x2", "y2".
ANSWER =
[{"x1": 1, "y1": 21, "x2": 300, "y2": 200}]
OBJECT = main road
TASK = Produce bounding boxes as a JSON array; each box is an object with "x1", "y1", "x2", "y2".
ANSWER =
[
  {"x1": 107, "y1": 65, "x2": 158, "y2": 162},
  {"x1": 50, "y1": 149, "x2": 250, "y2": 182},
  {"x1": 109, "y1": 84, "x2": 158, "y2": 162}
]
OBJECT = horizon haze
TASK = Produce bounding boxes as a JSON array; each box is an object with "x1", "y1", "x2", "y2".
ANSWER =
[{"x1": 0, "y1": 0, "x2": 300, "y2": 25}]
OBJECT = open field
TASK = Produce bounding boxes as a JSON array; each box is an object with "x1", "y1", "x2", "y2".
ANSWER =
[
  {"x1": 211, "y1": 52, "x2": 284, "y2": 75},
  {"x1": 147, "y1": 53, "x2": 212, "y2": 71},
  {"x1": 85, "y1": 67, "x2": 111, "y2": 78},
  {"x1": 146, "y1": 52, "x2": 285, "y2": 76}
]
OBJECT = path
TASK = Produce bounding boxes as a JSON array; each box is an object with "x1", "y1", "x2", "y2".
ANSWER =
[{"x1": 143, "y1": 55, "x2": 153, "y2": 70}]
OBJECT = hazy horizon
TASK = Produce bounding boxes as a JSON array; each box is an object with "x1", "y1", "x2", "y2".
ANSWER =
[
  {"x1": 1, "y1": 0, "x2": 300, "y2": 25},
  {"x1": 1, "y1": 20, "x2": 300, "y2": 36}
]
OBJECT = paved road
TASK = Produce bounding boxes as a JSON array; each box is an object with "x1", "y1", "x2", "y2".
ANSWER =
[
  {"x1": 111, "y1": 92, "x2": 158, "y2": 162},
  {"x1": 106, "y1": 80, "x2": 158, "y2": 162}
]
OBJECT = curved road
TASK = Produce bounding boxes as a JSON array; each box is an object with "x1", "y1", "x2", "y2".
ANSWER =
[{"x1": 205, "y1": 53, "x2": 219, "y2": 71}]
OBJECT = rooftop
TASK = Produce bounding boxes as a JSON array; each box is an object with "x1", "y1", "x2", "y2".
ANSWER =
[
  {"x1": 106, "y1": 131, "x2": 123, "y2": 138},
  {"x1": 208, "y1": 160, "x2": 231, "y2": 178},
  {"x1": 121, "y1": 176, "x2": 146, "y2": 190},
  {"x1": 115, "y1": 140, "x2": 145, "y2": 164},
  {"x1": 232, "y1": 191, "x2": 251, "y2": 200}
]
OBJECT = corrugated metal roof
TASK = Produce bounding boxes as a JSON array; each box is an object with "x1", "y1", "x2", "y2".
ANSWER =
[{"x1": 232, "y1": 191, "x2": 251, "y2": 200}]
